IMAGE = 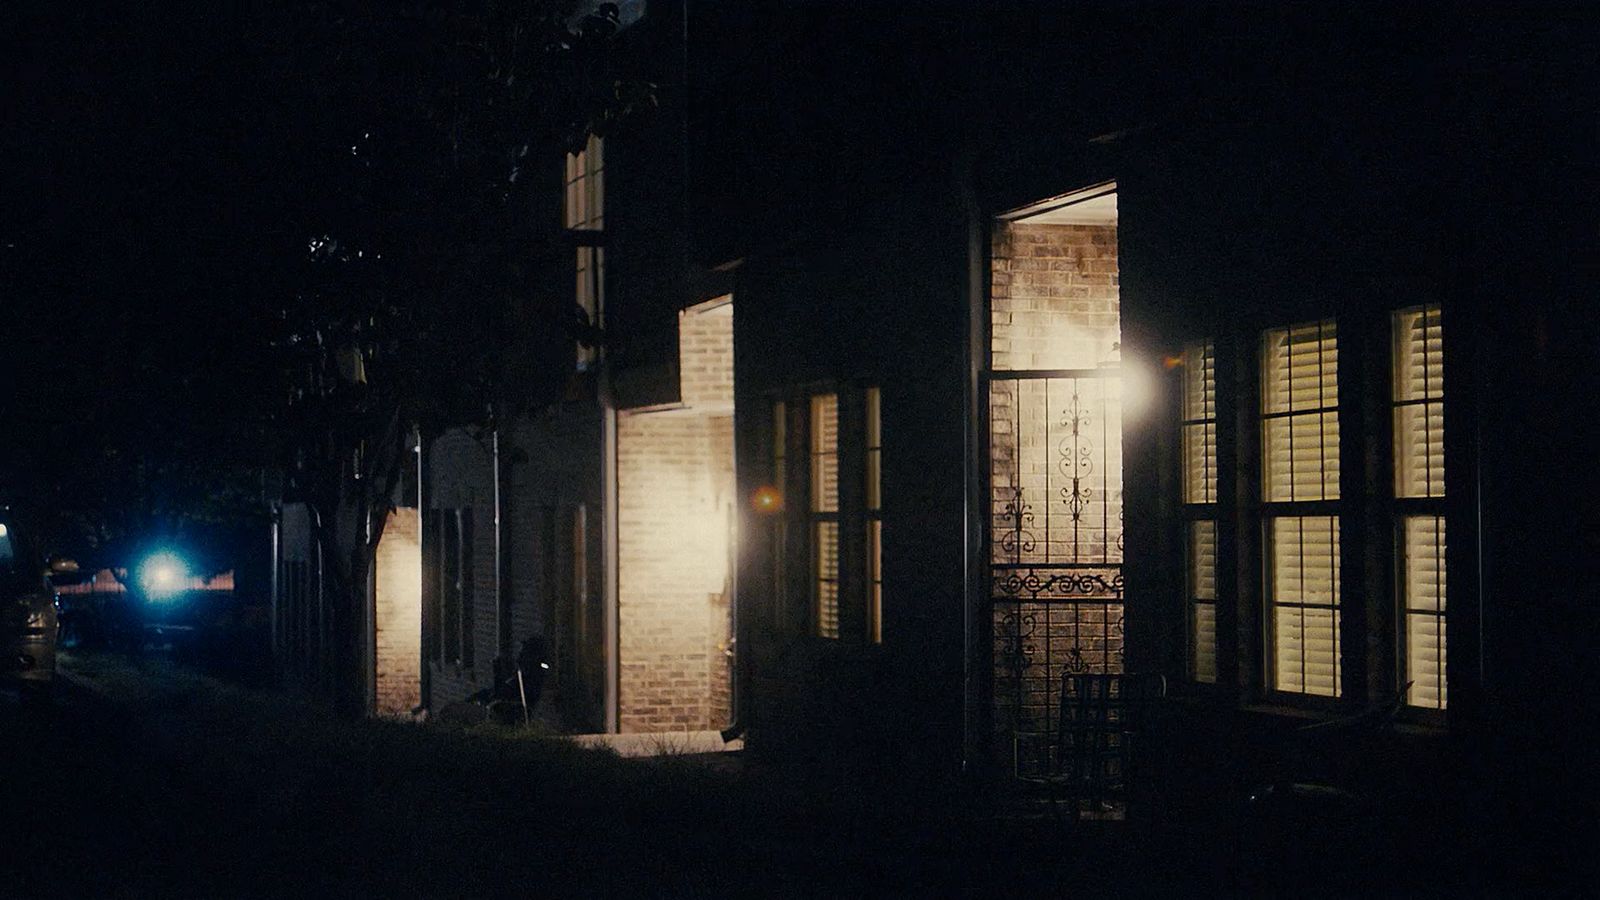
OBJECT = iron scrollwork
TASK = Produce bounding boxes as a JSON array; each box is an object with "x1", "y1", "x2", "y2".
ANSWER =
[
  {"x1": 1058, "y1": 388, "x2": 1095, "y2": 521},
  {"x1": 993, "y1": 567, "x2": 1124, "y2": 601},
  {"x1": 997, "y1": 486, "x2": 1036, "y2": 557}
]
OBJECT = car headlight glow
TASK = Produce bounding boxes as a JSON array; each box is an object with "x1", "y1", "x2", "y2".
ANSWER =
[{"x1": 139, "y1": 552, "x2": 189, "y2": 600}]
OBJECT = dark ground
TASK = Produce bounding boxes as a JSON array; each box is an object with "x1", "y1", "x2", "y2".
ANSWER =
[{"x1": 0, "y1": 651, "x2": 1524, "y2": 898}]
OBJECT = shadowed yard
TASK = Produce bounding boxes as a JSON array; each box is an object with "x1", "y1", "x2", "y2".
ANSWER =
[
  {"x1": 3, "y1": 651, "x2": 1528, "y2": 897},
  {"x1": 2, "y1": 653, "x2": 1204, "y2": 898}
]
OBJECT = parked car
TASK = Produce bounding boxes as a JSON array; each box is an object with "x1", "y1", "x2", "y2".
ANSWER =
[{"x1": 2, "y1": 514, "x2": 59, "y2": 700}]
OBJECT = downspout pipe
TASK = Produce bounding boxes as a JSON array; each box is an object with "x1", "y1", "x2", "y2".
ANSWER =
[
  {"x1": 493, "y1": 423, "x2": 504, "y2": 661},
  {"x1": 310, "y1": 505, "x2": 326, "y2": 694}
]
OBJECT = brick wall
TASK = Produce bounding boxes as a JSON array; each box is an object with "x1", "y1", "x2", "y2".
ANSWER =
[
  {"x1": 679, "y1": 300, "x2": 734, "y2": 409},
  {"x1": 374, "y1": 508, "x2": 422, "y2": 715},
  {"x1": 616, "y1": 302, "x2": 734, "y2": 732},
  {"x1": 990, "y1": 223, "x2": 1119, "y2": 371}
]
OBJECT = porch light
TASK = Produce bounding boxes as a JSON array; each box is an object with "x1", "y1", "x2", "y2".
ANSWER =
[
  {"x1": 1123, "y1": 356, "x2": 1154, "y2": 421},
  {"x1": 696, "y1": 501, "x2": 736, "y2": 594},
  {"x1": 751, "y1": 485, "x2": 783, "y2": 514}
]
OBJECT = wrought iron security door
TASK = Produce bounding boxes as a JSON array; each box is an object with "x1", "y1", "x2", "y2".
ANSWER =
[{"x1": 986, "y1": 370, "x2": 1125, "y2": 774}]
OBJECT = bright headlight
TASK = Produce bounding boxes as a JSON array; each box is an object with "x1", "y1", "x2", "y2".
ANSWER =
[{"x1": 139, "y1": 552, "x2": 189, "y2": 600}]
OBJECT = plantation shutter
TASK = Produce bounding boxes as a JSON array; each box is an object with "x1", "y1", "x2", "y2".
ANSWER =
[
  {"x1": 1394, "y1": 307, "x2": 1444, "y2": 498},
  {"x1": 1402, "y1": 516, "x2": 1447, "y2": 708},
  {"x1": 1394, "y1": 305, "x2": 1447, "y2": 709},
  {"x1": 1262, "y1": 321, "x2": 1341, "y2": 697},
  {"x1": 1262, "y1": 321, "x2": 1339, "y2": 502},
  {"x1": 1181, "y1": 341, "x2": 1219, "y2": 683},
  {"x1": 810, "y1": 394, "x2": 840, "y2": 639},
  {"x1": 1188, "y1": 520, "x2": 1218, "y2": 683},
  {"x1": 1270, "y1": 515, "x2": 1341, "y2": 696},
  {"x1": 1182, "y1": 343, "x2": 1218, "y2": 504}
]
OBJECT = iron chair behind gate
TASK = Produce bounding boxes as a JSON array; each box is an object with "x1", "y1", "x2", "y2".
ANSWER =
[{"x1": 1041, "y1": 672, "x2": 1168, "y2": 822}]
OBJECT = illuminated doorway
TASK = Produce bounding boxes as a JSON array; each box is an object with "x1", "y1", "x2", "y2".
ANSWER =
[
  {"x1": 985, "y1": 185, "x2": 1124, "y2": 774},
  {"x1": 614, "y1": 297, "x2": 736, "y2": 733}
]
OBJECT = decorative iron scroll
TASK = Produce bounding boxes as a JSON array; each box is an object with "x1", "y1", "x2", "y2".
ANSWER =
[
  {"x1": 1059, "y1": 388, "x2": 1096, "y2": 519},
  {"x1": 993, "y1": 566, "x2": 1124, "y2": 602},
  {"x1": 997, "y1": 486, "x2": 1036, "y2": 556},
  {"x1": 987, "y1": 372, "x2": 1126, "y2": 776}
]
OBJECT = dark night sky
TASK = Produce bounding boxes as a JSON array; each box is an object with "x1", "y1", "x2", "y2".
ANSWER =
[
  {"x1": 5, "y1": 3, "x2": 279, "y2": 408},
  {"x1": 4, "y1": 1, "x2": 1596, "y2": 545}
]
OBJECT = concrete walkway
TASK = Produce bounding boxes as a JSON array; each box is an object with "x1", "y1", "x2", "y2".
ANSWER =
[{"x1": 570, "y1": 729, "x2": 743, "y2": 757}]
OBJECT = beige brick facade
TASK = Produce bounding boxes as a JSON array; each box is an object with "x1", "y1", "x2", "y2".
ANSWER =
[
  {"x1": 374, "y1": 508, "x2": 422, "y2": 715},
  {"x1": 990, "y1": 222, "x2": 1120, "y2": 372},
  {"x1": 616, "y1": 302, "x2": 735, "y2": 733}
]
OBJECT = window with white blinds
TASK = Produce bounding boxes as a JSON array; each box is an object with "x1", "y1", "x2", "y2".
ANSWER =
[
  {"x1": 1394, "y1": 307, "x2": 1444, "y2": 498},
  {"x1": 1183, "y1": 342, "x2": 1219, "y2": 505},
  {"x1": 1262, "y1": 321, "x2": 1340, "y2": 502},
  {"x1": 1181, "y1": 341, "x2": 1218, "y2": 682},
  {"x1": 1269, "y1": 515, "x2": 1341, "y2": 696},
  {"x1": 1394, "y1": 305, "x2": 1446, "y2": 709},
  {"x1": 1262, "y1": 321, "x2": 1341, "y2": 697},
  {"x1": 1188, "y1": 520, "x2": 1218, "y2": 683},
  {"x1": 565, "y1": 135, "x2": 604, "y2": 370},
  {"x1": 810, "y1": 394, "x2": 840, "y2": 639}
]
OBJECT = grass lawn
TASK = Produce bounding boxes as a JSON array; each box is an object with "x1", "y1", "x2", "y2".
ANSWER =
[
  {"x1": 8, "y1": 651, "x2": 1537, "y2": 897},
  {"x1": 6, "y1": 652, "x2": 1166, "y2": 897}
]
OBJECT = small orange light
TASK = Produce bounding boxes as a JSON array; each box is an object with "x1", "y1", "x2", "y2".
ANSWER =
[
  {"x1": 1162, "y1": 355, "x2": 1184, "y2": 370},
  {"x1": 752, "y1": 485, "x2": 783, "y2": 514}
]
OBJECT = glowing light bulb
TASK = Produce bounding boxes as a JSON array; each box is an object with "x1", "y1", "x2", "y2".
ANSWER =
[{"x1": 751, "y1": 485, "x2": 783, "y2": 514}]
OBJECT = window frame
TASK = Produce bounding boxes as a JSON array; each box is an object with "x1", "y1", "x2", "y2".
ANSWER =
[
  {"x1": 1391, "y1": 303, "x2": 1447, "y2": 716},
  {"x1": 1179, "y1": 341, "x2": 1221, "y2": 684},
  {"x1": 772, "y1": 382, "x2": 883, "y2": 644},
  {"x1": 1258, "y1": 318, "x2": 1344, "y2": 704},
  {"x1": 1166, "y1": 304, "x2": 1458, "y2": 722},
  {"x1": 564, "y1": 134, "x2": 605, "y2": 370}
]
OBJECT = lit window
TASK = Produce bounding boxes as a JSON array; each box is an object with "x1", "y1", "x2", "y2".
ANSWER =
[
  {"x1": 1268, "y1": 515, "x2": 1341, "y2": 697},
  {"x1": 1262, "y1": 320, "x2": 1340, "y2": 697},
  {"x1": 1182, "y1": 341, "x2": 1218, "y2": 505},
  {"x1": 564, "y1": 134, "x2": 604, "y2": 231},
  {"x1": 1181, "y1": 341, "x2": 1218, "y2": 682},
  {"x1": 565, "y1": 135, "x2": 604, "y2": 369},
  {"x1": 1394, "y1": 305, "x2": 1446, "y2": 709},
  {"x1": 1262, "y1": 321, "x2": 1340, "y2": 503},
  {"x1": 810, "y1": 394, "x2": 840, "y2": 639},
  {"x1": 781, "y1": 387, "x2": 881, "y2": 642}
]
